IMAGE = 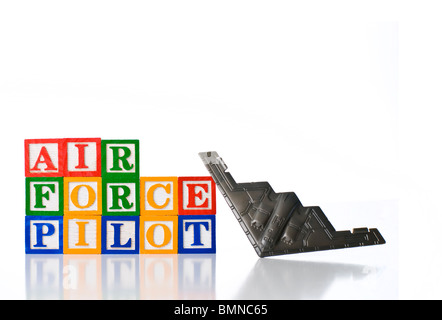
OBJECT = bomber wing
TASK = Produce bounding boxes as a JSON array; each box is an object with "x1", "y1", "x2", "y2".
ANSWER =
[{"x1": 199, "y1": 151, "x2": 385, "y2": 257}]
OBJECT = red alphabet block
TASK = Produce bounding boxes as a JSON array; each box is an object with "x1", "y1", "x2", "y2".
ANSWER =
[
  {"x1": 64, "y1": 138, "x2": 101, "y2": 177},
  {"x1": 25, "y1": 139, "x2": 65, "y2": 177},
  {"x1": 178, "y1": 177, "x2": 216, "y2": 215}
]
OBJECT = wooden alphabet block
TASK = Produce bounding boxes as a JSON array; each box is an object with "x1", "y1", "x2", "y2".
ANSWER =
[
  {"x1": 25, "y1": 139, "x2": 65, "y2": 177},
  {"x1": 102, "y1": 179, "x2": 140, "y2": 216},
  {"x1": 26, "y1": 177, "x2": 63, "y2": 216},
  {"x1": 64, "y1": 138, "x2": 101, "y2": 177},
  {"x1": 178, "y1": 177, "x2": 216, "y2": 215},
  {"x1": 140, "y1": 216, "x2": 178, "y2": 254},
  {"x1": 63, "y1": 215, "x2": 101, "y2": 254},
  {"x1": 25, "y1": 216, "x2": 63, "y2": 254},
  {"x1": 64, "y1": 177, "x2": 102, "y2": 215},
  {"x1": 140, "y1": 177, "x2": 178, "y2": 216},
  {"x1": 101, "y1": 140, "x2": 139, "y2": 180},
  {"x1": 178, "y1": 215, "x2": 216, "y2": 254},
  {"x1": 102, "y1": 216, "x2": 139, "y2": 254}
]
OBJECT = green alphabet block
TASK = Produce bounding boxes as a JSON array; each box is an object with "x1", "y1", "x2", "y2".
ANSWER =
[
  {"x1": 26, "y1": 177, "x2": 64, "y2": 216},
  {"x1": 101, "y1": 140, "x2": 139, "y2": 180},
  {"x1": 102, "y1": 178, "x2": 140, "y2": 216}
]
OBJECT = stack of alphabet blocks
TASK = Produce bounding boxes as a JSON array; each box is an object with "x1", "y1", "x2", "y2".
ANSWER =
[{"x1": 25, "y1": 138, "x2": 216, "y2": 254}]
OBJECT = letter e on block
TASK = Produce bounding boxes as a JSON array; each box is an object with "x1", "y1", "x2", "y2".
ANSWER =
[
  {"x1": 25, "y1": 139, "x2": 65, "y2": 177},
  {"x1": 178, "y1": 177, "x2": 216, "y2": 215},
  {"x1": 140, "y1": 216, "x2": 178, "y2": 254}
]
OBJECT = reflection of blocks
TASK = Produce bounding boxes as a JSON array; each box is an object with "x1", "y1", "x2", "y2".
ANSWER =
[
  {"x1": 63, "y1": 215, "x2": 101, "y2": 254},
  {"x1": 140, "y1": 177, "x2": 178, "y2": 216},
  {"x1": 101, "y1": 140, "x2": 139, "y2": 180},
  {"x1": 64, "y1": 177, "x2": 102, "y2": 215},
  {"x1": 26, "y1": 177, "x2": 64, "y2": 216},
  {"x1": 140, "y1": 216, "x2": 178, "y2": 254},
  {"x1": 178, "y1": 177, "x2": 216, "y2": 215},
  {"x1": 102, "y1": 216, "x2": 139, "y2": 254},
  {"x1": 64, "y1": 138, "x2": 101, "y2": 177},
  {"x1": 25, "y1": 216, "x2": 63, "y2": 254},
  {"x1": 178, "y1": 215, "x2": 216, "y2": 254},
  {"x1": 103, "y1": 179, "x2": 140, "y2": 216},
  {"x1": 25, "y1": 139, "x2": 65, "y2": 177}
]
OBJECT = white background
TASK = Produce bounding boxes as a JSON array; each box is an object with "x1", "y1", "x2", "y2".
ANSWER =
[{"x1": 0, "y1": 0, "x2": 440, "y2": 299}]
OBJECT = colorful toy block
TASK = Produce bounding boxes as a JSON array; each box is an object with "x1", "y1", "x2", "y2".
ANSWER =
[
  {"x1": 140, "y1": 177, "x2": 178, "y2": 216},
  {"x1": 178, "y1": 177, "x2": 216, "y2": 215},
  {"x1": 178, "y1": 215, "x2": 216, "y2": 254},
  {"x1": 64, "y1": 215, "x2": 102, "y2": 254},
  {"x1": 103, "y1": 179, "x2": 140, "y2": 216},
  {"x1": 101, "y1": 140, "x2": 139, "y2": 180},
  {"x1": 64, "y1": 138, "x2": 101, "y2": 177},
  {"x1": 24, "y1": 138, "x2": 217, "y2": 255},
  {"x1": 26, "y1": 177, "x2": 64, "y2": 216},
  {"x1": 102, "y1": 216, "x2": 139, "y2": 254},
  {"x1": 64, "y1": 177, "x2": 102, "y2": 215},
  {"x1": 25, "y1": 139, "x2": 65, "y2": 177},
  {"x1": 140, "y1": 216, "x2": 178, "y2": 254},
  {"x1": 25, "y1": 216, "x2": 63, "y2": 254}
]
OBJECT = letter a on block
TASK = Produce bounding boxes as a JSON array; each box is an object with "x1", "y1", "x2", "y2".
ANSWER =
[
  {"x1": 64, "y1": 138, "x2": 101, "y2": 177},
  {"x1": 25, "y1": 139, "x2": 65, "y2": 177}
]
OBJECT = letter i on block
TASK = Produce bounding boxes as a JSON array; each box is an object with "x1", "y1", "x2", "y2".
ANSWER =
[
  {"x1": 64, "y1": 215, "x2": 101, "y2": 254},
  {"x1": 25, "y1": 139, "x2": 65, "y2": 177},
  {"x1": 64, "y1": 138, "x2": 101, "y2": 177},
  {"x1": 140, "y1": 216, "x2": 178, "y2": 254},
  {"x1": 25, "y1": 216, "x2": 63, "y2": 254}
]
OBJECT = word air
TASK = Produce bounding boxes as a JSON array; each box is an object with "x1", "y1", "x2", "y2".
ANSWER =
[{"x1": 24, "y1": 138, "x2": 216, "y2": 254}]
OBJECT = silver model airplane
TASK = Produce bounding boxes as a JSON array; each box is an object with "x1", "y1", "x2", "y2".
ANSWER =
[{"x1": 199, "y1": 151, "x2": 385, "y2": 257}]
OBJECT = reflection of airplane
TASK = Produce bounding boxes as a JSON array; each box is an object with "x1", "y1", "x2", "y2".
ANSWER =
[{"x1": 199, "y1": 151, "x2": 385, "y2": 257}]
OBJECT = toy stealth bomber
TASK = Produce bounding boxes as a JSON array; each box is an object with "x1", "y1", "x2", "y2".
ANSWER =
[{"x1": 199, "y1": 151, "x2": 385, "y2": 257}]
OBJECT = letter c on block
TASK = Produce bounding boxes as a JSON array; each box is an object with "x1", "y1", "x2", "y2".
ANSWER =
[
  {"x1": 146, "y1": 224, "x2": 172, "y2": 248},
  {"x1": 71, "y1": 185, "x2": 96, "y2": 209},
  {"x1": 146, "y1": 183, "x2": 171, "y2": 209}
]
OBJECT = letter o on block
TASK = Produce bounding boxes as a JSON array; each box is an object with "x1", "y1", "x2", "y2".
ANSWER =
[{"x1": 140, "y1": 216, "x2": 178, "y2": 254}]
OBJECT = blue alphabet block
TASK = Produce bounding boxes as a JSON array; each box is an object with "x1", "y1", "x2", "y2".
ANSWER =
[
  {"x1": 25, "y1": 216, "x2": 63, "y2": 254},
  {"x1": 178, "y1": 215, "x2": 216, "y2": 254},
  {"x1": 101, "y1": 216, "x2": 139, "y2": 254}
]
